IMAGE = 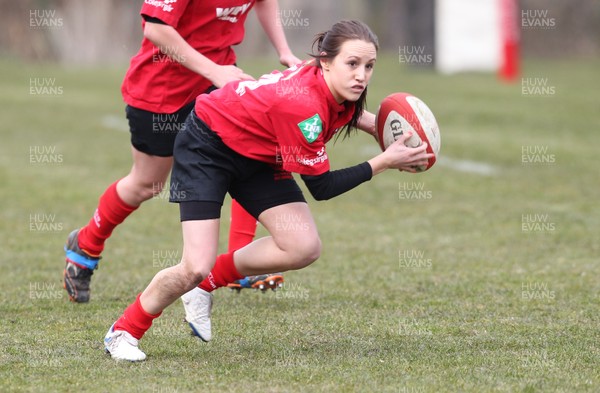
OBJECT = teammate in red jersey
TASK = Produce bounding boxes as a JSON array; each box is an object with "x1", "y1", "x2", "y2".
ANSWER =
[
  {"x1": 63, "y1": 0, "x2": 300, "y2": 303},
  {"x1": 103, "y1": 19, "x2": 433, "y2": 361}
]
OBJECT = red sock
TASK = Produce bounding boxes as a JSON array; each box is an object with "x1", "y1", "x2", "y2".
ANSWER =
[
  {"x1": 78, "y1": 180, "x2": 137, "y2": 256},
  {"x1": 199, "y1": 252, "x2": 243, "y2": 293},
  {"x1": 228, "y1": 199, "x2": 257, "y2": 252},
  {"x1": 114, "y1": 294, "x2": 161, "y2": 340}
]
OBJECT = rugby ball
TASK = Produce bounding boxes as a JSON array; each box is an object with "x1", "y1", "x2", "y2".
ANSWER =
[{"x1": 375, "y1": 92, "x2": 441, "y2": 171}]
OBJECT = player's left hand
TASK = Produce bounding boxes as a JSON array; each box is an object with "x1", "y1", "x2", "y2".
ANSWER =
[{"x1": 279, "y1": 53, "x2": 302, "y2": 68}]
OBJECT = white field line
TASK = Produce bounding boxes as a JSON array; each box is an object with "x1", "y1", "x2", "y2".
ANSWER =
[
  {"x1": 437, "y1": 156, "x2": 499, "y2": 176},
  {"x1": 359, "y1": 145, "x2": 500, "y2": 176}
]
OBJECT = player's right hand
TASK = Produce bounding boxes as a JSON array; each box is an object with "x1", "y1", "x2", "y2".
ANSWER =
[
  {"x1": 212, "y1": 65, "x2": 254, "y2": 88},
  {"x1": 383, "y1": 132, "x2": 433, "y2": 173}
]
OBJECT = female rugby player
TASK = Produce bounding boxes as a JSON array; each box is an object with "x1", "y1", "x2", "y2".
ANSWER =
[
  {"x1": 104, "y1": 20, "x2": 433, "y2": 361},
  {"x1": 63, "y1": 0, "x2": 300, "y2": 305}
]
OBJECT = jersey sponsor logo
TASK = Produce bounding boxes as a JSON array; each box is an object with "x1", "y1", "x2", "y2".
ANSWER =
[
  {"x1": 144, "y1": 0, "x2": 177, "y2": 13},
  {"x1": 297, "y1": 147, "x2": 327, "y2": 167},
  {"x1": 297, "y1": 114, "x2": 322, "y2": 143},
  {"x1": 216, "y1": 2, "x2": 253, "y2": 23},
  {"x1": 93, "y1": 208, "x2": 101, "y2": 228}
]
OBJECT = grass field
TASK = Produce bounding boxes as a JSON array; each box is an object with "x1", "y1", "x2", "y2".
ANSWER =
[{"x1": 0, "y1": 54, "x2": 599, "y2": 393}]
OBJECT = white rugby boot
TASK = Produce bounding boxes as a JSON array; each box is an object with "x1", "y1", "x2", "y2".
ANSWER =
[
  {"x1": 181, "y1": 287, "x2": 213, "y2": 342},
  {"x1": 104, "y1": 324, "x2": 147, "y2": 362}
]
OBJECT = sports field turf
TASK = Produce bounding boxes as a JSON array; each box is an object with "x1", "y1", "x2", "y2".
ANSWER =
[{"x1": 0, "y1": 55, "x2": 599, "y2": 392}]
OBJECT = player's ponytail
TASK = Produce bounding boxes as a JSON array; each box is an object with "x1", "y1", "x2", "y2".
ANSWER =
[{"x1": 311, "y1": 20, "x2": 379, "y2": 139}]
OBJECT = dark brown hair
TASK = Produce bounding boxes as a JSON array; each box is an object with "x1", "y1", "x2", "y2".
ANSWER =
[{"x1": 311, "y1": 20, "x2": 379, "y2": 139}]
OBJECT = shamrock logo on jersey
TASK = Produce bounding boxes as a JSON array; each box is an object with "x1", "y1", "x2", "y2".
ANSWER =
[{"x1": 297, "y1": 114, "x2": 323, "y2": 143}]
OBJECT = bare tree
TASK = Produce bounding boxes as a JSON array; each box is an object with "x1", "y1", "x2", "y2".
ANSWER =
[{"x1": 0, "y1": 0, "x2": 597, "y2": 64}]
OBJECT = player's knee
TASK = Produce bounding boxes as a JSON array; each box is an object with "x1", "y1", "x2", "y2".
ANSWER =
[
  {"x1": 287, "y1": 233, "x2": 321, "y2": 270},
  {"x1": 121, "y1": 178, "x2": 163, "y2": 204},
  {"x1": 188, "y1": 265, "x2": 212, "y2": 285},
  {"x1": 180, "y1": 256, "x2": 212, "y2": 285},
  {"x1": 138, "y1": 180, "x2": 163, "y2": 201}
]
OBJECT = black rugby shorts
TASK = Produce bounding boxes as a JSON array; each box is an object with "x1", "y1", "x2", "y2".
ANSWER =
[
  {"x1": 169, "y1": 111, "x2": 306, "y2": 221},
  {"x1": 126, "y1": 101, "x2": 194, "y2": 157},
  {"x1": 126, "y1": 86, "x2": 217, "y2": 157}
]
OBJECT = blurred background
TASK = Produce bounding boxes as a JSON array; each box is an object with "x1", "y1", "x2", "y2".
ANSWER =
[
  {"x1": 2, "y1": 2, "x2": 599, "y2": 391},
  {"x1": 2, "y1": 0, "x2": 599, "y2": 67}
]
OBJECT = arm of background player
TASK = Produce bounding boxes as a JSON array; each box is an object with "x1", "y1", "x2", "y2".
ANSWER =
[
  {"x1": 143, "y1": 21, "x2": 254, "y2": 88},
  {"x1": 254, "y1": 0, "x2": 302, "y2": 67}
]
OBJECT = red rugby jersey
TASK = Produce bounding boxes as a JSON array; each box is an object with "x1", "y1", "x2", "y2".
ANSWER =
[
  {"x1": 194, "y1": 60, "x2": 356, "y2": 176},
  {"x1": 122, "y1": 0, "x2": 256, "y2": 113}
]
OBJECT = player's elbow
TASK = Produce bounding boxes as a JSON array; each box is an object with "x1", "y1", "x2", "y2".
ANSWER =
[
  {"x1": 310, "y1": 191, "x2": 332, "y2": 201},
  {"x1": 302, "y1": 174, "x2": 335, "y2": 201},
  {"x1": 143, "y1": 23, "x2": 157, "y2": 42},
  {"x1": 143, "y1": 22, "x2": 169, "y2": 46}
]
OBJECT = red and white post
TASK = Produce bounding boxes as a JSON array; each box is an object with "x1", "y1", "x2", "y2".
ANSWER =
[{"x1": 498, "y1": 0, "x2": 520, "y2": 82}]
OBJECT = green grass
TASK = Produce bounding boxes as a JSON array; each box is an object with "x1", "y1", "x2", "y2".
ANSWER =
[{"x1": 1, "y1": 54, "x2": 599, "y2": 392}]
